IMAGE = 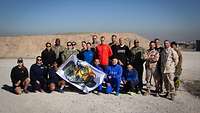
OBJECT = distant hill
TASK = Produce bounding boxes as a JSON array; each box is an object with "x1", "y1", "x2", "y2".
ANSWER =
[{"x1": 0, "y1": 32, "x2": 149, "y2": 58}]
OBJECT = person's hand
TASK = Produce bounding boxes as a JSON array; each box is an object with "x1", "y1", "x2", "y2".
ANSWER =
[
  {"x1": 108, "y1": 76, "x2": 112, "y2": 79},
  {"x1": 36, "y1": 80, "x2": 40, "y2": 84},
  {"x1": 118, "y1": 60, "x2": 124, "y2": 66},
  {"x1": 15, "y1": 80, "x2": 21, "y2": 86}
]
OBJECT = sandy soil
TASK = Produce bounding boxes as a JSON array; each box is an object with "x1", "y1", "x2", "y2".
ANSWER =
[{"x1": 0, "y1": 51, "x2": 199, "y2": 113}]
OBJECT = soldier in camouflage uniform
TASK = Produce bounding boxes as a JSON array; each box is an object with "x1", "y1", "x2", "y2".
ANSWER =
[
  {"x1": 61, "y1": 41, "x2": 79, "y2": 63},
  {"x1": 171, "y1": 41, "x2": 183, "y2": 91},
  {"x1": 130, "y1": 39, "x2": 146, "y2": 94},
  {"x1": 161, "y1": 40, "x2": 179, "y2": 100},
  {"x1": 52, "y1": 38, "x2": 65, "y2": 66},
  {"x1": 144, "y1": 41, "x2": 160, "y2": 96}
]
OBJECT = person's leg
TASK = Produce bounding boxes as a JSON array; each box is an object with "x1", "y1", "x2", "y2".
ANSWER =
[
  {"x1": 114, "y1": 78, "x2": 121, "y2": 96},
  {"x1": 153, "y1": 68, "x2": 160, "y2": 96},
  {"x1": 98, "y1": 84, "x2": 102, "y2": 92},
  {"x1": 136, "y1": 65, "x2": 144, "y2": 92},
  {"x1": 158, "y1": 67, "x2": 163, "y2": 93},
  {"x1": 22, "y1": 78, "x2": 30, "y2": 93},
  {"x1": 163, "y1": 73, "x2": 171, "y2": 98},
  {"x1": 145, "y1": 67, "x2": 152, "y2": 95},
  {"x1": 168, "y1": 73, "x2": 175, "y2": 100},
  {"x1": 58, "y1": 80, "x2": 65, "y2": 93},
  {"x1": 174, "y1": 67, "x2": 182, "y2": 91},
  {"x1": 49, "y1": 82, "x2": 56, "y2": 92}
]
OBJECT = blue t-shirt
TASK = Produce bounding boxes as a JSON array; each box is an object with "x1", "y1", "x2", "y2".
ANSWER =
[{"x1": 83, "y1": 50, "x2": 94, "y2": 64}]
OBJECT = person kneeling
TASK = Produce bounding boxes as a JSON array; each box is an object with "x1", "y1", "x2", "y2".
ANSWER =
[
  {"x1": 105, "y1": 58, "x2": 123, "y2": 96},
  {"x1": 30, "y1": 56, "x2": 47, "y2": 92},
  {"x1": 48, "y1": 62, "x2": 65, "y2": 93},
  {"x1": 10, "y1": 58, "x2": 30, "y2": 95},
  {"x1": 124, "y1": 64, "x2": 139, "y2": 95}
]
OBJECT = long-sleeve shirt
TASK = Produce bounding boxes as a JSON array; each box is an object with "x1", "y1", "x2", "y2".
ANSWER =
[
  {"x1": 30, "y1": 64, "x2": 47, "y2": 81},
  {"x1": 161, "y1": 47, "x2": 179, "y2": 74},
  {"x1": 11, "y1": 66, "x2": 28, "y2": 84},
  {"x1": 105, "y1": 64, "x2": 123, "y2": 79}
]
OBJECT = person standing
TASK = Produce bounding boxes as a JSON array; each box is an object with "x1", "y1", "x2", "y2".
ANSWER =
[
  {"x1": 10, "y1": 58, "x2": 30, "y2": 95},
  {"x1": 61, "y1": 41, "x2": 78, "y2": 63},
  {"x1": 109, "y1": 35, "x2": 118, "y2": 57},
  {"x1": 144, "y1": 41, "x2": 160, "y2": 96},
  {"x1": 96, "y1": 36, "x2": 113, "y2": 70},
  {"x1": 115, "y1": 38, "x2": 130, "y2": 66},
  {"x1": 171, "y1": 41, "x2": 183, "y2": 91},
  {"x1": 91, "y1": 35, "x2": 99, "y2": 51},
  {"x1": 52, "y1": 38, "x2": 65, "y2": 66},
  {"x1": 130, "y1": 39, "x2": 146, "y2": 94},
  {"x1": 77, "y1": 41, "x2": 87, "y2": 60},
  {"x1": 82, "y1": 42, "x2": 95, "y2": 64},
  {"x1": 41, "y1": 42, "x2": 56, "y2": 67},
  {"x1": 154, "y1": 38, "x2": 164, "y2": 93},
  {"x1": 161, "y1": 40, "x2": 178, "y2": 100}
]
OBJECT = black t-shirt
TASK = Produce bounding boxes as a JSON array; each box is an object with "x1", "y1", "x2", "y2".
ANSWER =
[
  {"x1": 156, "y1": 47, "x2": 164, "y2": 67},
  {"x1": 115, "y1": 45, "x2": 130, "y2": 66}
]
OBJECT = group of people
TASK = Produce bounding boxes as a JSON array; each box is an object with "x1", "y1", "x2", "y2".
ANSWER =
[{"x1": 10, "y1": 34, "x2": 182, "y2": 101}]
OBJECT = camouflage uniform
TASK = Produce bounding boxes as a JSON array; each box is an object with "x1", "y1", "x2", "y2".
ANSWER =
[
  {"x1": 52, "y1": 45, "x2": 65, "y2": 65},
  {"x1": 173, "y1": 48, "x2": 183, "y2": 90},
  {"x1": 161, "y1": 47, "x2": 178, "y2": 97},
  {"x1": 61, "y1": 48, "x2": 78, "y2": 63},
  {"x1": 52, "y1": 45, "x2": 65, "y2": 59},
  {"x1": 145, "y1": 49, "x2": 160, "y2": 94},
  {"x1": 130, "y1": 46, "x2": 146, "y2": 91}
]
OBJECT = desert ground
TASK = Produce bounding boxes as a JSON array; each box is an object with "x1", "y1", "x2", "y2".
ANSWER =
[{"x1": 0, "y1": 51, "x2": 199, "y2": 113}]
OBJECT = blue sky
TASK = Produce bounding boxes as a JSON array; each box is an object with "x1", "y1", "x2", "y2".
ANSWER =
[{"x1": 0, "y1": 0, "x2": 200, "y2": 41}]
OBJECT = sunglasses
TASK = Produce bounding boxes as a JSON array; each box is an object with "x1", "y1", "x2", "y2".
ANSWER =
[{"x1": 37, "y1": 59, "x2": 42, "y2": 61}]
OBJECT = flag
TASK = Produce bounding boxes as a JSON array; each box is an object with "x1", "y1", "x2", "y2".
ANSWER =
[{"x1": 56, "y1": 54, "x2": 106, "y2": 93}]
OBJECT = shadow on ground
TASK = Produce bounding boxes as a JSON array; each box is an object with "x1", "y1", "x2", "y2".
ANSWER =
[
  {"x1": 183, "y1": 80, "x2": 200, "y2": 98},
  {"x1": 1, "y1": 84, "x2": 14, "y2": 93}
]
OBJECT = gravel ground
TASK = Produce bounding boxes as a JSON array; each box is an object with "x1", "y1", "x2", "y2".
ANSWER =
[{"x1": 0, "y1": 51, "x2": 199, "y2": 113}]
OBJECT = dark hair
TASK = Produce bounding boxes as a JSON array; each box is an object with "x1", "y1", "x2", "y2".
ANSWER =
[
  {"x1": 112, "y1": 35, "x2": 117, "y2": 38},
  {"x1": 100, "y1": 36, "x2": 105, "y2": 40},
  {"x1": 171, "y1": 41, "x2": 177, "y2": 47},
  {"x1": 55, "y1": 38, "x2": 60, "y2": 42},
  {"x1": 72, "y1": 41, "x2": 76, "y2": 46},
  {"x1": 87, "y1": 42, "x2": 91, "y2": 46},
  {"x1": 36, "y1": 56, "x2": 41, "y2": 60},
  {"x1": 67, "y1": 41, "x2": 72, "y2": 46},
  {"x1": 149, "y1": 41, "x2": 155, "y2": 44},
  {"x1": 164, "y1": 40, "x2": 170, "y2": 43},
  {"x1": 46, "y1": 42, "x2": 51, "y2": 47},
  {"x1": 154, "y1": 38, "x2": 160, "y2": 42},
  {"x1": 81, "y1": 41, "x2": 87, "y2": 44},
  {"x1": 92, "y1": 35, "x2": 97, "y2": 38}
]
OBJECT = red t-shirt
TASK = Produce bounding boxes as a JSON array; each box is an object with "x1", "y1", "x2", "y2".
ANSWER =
[{"x1": 96, "y1": 44, "x2": 113, "y2": 65}]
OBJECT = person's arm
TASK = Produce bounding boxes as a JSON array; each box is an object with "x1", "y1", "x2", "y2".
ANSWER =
[
  {"x1": 23, "y1": 67, "x2": 29, "y2": 80},
  {"x1": 30, "y1": 65, "x2": 36, "y2": 82},
  {"x1": 108, "y1": 45, "x2": 113, "y2": 57},
  {"x1": 117, "y1": 65, "x2": 123, "y2": 78},
  {"x1": 126, "y1": 46, "x2": 131, "y2": 64},
  {"x1": 178, "y1": 50, "x2": 183, "y2": 67},
  {"x1": 172, "y1": 49, "x2": 179, "y2": 66},
  {"x1": 10, "y1": 68, "x2": 16, "y2": 84}
]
